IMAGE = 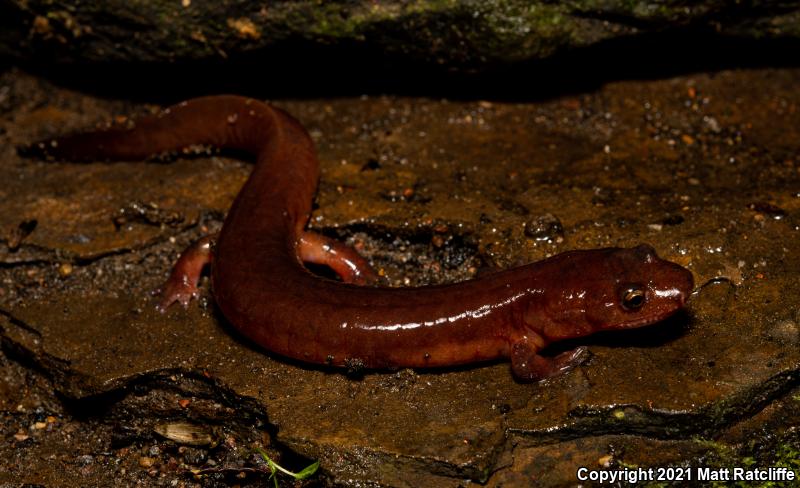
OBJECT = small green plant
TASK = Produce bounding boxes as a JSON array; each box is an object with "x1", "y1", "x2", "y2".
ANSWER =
[{"x1": 256, "y1": 447, "x2": 320, "y2": 488}]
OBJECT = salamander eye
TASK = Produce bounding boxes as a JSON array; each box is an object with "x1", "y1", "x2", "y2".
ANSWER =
[{"x1": 621, "y1": 286, "x2": 646, "y2": 310}]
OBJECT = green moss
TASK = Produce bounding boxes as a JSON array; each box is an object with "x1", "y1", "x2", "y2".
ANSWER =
[
  {"x1": 627, "y1": 434, "x2": 800, "y2": 488},
  {"x1": 7, "y1": 0, "x2": 800, "y2": 68},
  {"x1": 267, "y1": 0, "x2": 578, "y2": 64},
  {"x1": 773, "y1": 442, "x2": 800, "y2": 472},
  {"x1": 278, "y1": 1, "x2": 457, "y2": 39}
]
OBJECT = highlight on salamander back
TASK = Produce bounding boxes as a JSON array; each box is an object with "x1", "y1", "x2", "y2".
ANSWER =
[{"x1": 19, "y1": 96, "x2": 695, "y2": 382}]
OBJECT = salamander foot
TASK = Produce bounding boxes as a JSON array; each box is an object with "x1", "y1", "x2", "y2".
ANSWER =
[
  {"x1": 156, "y1": 234, "x2": 215, "y2": 311},
  {"x1": 510, "y1": 342, "x2": 589, "y2": 382}
]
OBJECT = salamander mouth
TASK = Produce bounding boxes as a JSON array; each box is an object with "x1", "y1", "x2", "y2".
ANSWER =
[{"x1": 617, "y1": 307, "x2": 684, "y2": 329}]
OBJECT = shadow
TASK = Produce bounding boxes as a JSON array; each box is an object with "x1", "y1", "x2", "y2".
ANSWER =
[
  {"x1": 540, "y1": 309, "x2": 692, "y2": 357},
  {"x1": 9, "y1": 29, "x2": 800, "y2": 104}
]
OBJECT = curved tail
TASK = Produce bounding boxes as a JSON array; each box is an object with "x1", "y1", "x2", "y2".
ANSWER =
[{"x1": 18, "y1": 95, "x2": 278, "y2": 162}]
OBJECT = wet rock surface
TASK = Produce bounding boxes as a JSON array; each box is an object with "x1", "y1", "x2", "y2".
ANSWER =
[
  {"x1": 0, "y1": 67, "x2": 799, "y2": 486},
  {"x1": 2, "y1": 1, "x2": 800, "y2": 71}
]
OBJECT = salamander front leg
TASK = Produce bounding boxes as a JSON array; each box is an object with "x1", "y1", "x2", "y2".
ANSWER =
[
  {"x1": 298, "y1": 231, "x2": 378, "y2": 285},
  {"x1": 510, "y1": 340, "x2": 589, "y2": 382},
  {"x1": 156, "y1": 234, "x2": 216, "y2": 312}
]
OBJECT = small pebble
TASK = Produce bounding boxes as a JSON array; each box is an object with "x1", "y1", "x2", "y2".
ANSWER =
[
  {"x1": 77, "y1": 455, "x2": 94, "y2": 465},
  {"x1": 598, "y1": 454, "x2": 613, "y2": 467},
  {"x1": 139, "y1": 457, "x2": 155, "y2": 468},
  {"x1": 524, "y1": 213, "x2": 564, "y2": 243},
  {"x1": 58, "y1": 263, "x2": 73, "y2": 277}
]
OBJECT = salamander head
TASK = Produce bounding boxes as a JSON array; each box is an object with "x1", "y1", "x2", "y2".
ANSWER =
[{"x1": 537, "y1": 244, "x2": 693, "y2": 341}]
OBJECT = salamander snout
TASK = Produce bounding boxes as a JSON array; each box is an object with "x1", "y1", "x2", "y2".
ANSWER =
[
  {"x1": 538, "y1": 245, "x2": 695, "y2": 340},
  {"x1": 606, "y1": 247, "x2": 694, "y2": 329},
  {"x1": 650, "y1": 258, "x2": 694, "y2": 307}
]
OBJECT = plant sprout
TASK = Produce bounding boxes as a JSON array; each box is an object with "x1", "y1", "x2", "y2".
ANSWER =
[{"x1": 256, "y1": 448, "x2": 319, "y2": 488}]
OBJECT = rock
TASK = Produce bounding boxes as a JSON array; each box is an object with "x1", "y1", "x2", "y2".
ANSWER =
[{"x1": 0, "y1": 1, "x2": 799, "y2": 70}]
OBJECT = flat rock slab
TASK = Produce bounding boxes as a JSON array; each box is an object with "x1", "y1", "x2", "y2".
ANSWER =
[
  {"x1": 1, "y1": 1, "x2": 799, "y2": 70},
  {"x1": 1, "y1": 68, "x2": 799, "y2": 486}
]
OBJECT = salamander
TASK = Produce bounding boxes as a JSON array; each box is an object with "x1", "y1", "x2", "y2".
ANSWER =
[{"x1": 25, "y1": 96, "x2": 694, "y2": 381}]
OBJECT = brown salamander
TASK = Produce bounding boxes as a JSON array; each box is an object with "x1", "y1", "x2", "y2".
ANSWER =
[{"x1": 25, "y1": 96, "x2": 694, "y2": 381}]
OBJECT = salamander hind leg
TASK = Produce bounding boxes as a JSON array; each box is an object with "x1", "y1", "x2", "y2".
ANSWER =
[
  {"x1": 156, "y1": 234, "x2": 216, "y2": 311},
  {"x1": 510, "y1": 340, "x2": 589, "y2": 382},
  {"x1": 298, "y1": 231, "x2": 379, "y2": 285}
]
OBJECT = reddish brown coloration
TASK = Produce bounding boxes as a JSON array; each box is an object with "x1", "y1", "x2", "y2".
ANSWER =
[
  {"x1": 26, "y1": 96, "x2": 694, "y2": 381},
  {"x1": 156, "y1": 234, "x2": 216, "y2": 311},
  {"x1": 297, "y1": 231, "x2": 378, "y2": 285}
]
